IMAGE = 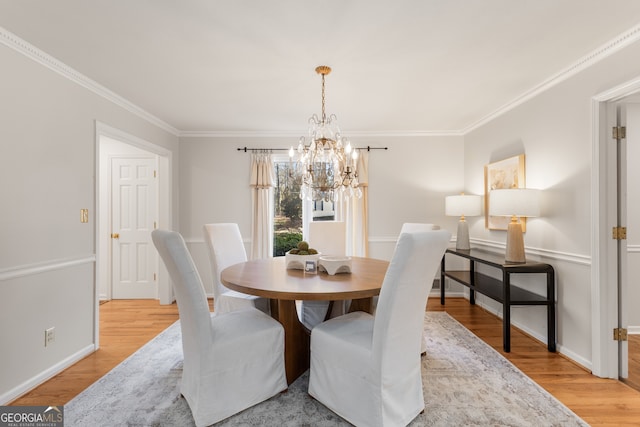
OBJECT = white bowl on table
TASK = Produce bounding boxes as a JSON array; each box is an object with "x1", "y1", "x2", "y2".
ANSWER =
[
  {"x1": 318, "y1": 256, "x2": 352, "y2": 275},
  {"x1": 285, "y1": 251, "x2": 321, "y2": 270}
]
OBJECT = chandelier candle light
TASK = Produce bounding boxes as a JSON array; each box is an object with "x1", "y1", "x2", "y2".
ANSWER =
[
  {"x1": 289, "y1": 66, "x2": 362, "y2": 202},
  {"x1": 489, "y1": 188, "x2": 540, "y2": 263},
  {"x1": 445, "y1": 194, "x2": 482, "y2": 250}
]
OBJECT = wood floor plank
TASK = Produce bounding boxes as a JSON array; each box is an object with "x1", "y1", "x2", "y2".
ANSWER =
[{"x1": 9, "y1": 297, "x2": 640, "y2": 426}]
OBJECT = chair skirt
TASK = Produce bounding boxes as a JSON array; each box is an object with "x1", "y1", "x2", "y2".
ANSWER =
[
  {"x1": 308, "y1": 312, "x2": 424, "y2": 427},
  {"x1": 181, "y1": 309, "x2": 287, "y2": 426}
]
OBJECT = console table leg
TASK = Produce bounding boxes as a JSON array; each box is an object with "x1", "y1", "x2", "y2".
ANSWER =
[
  {"x1": 547, "y1": 271, "x2": 556, "y2": 352},
  {"x1": 440, "y1": 256, "x2": 446, "y2": 305},
  {"x1": 503, "y1": 271, "x2": 511, "y2": 353},
  {"x1": 469, "y1": 260, "x2": 475, "y2": 305}
]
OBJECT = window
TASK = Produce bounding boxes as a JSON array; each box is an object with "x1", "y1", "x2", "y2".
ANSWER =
[
  {"x1": 272, "y1": 157, "x2": 336, "y2": 256},
  {"x1": 273, "y1": 159, "x2": 302, "y2": 256}
]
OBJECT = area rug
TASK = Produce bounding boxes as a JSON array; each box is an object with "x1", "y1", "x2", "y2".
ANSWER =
[{"x1": 65, "y1": 312, "x2": 588, "y2": 426}]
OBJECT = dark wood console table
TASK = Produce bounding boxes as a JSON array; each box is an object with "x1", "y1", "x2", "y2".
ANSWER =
[{"x1": 440, "y1": 248, "x2": 556, "y2": 353}]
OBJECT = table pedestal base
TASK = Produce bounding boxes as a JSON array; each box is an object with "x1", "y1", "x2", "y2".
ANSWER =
[
  {"x1": 271, "y1": 297, "x2": 373, "y2": 385},
  {"x1": 272, "y1": 299, "x2": 309, "y2": 385}
]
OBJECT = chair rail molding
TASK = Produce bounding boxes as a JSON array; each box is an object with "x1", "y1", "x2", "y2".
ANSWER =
[
  {"x1": 628, "y1": 244, "x2": 640, "y2": 253},
  {"x1": 0, "y1": 255, "x2": 96, "y2": 282},
  {"x1": 470, "y1": 239, "x2": 591, "y2": 266},
  {"x1": 371, "y1": 236, "x2": 590, "y2": 266}
]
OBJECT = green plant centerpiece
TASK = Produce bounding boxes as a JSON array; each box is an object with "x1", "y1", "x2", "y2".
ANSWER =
[{"x1": 285, "y1": 241, "x2": 321, "y2": 270}]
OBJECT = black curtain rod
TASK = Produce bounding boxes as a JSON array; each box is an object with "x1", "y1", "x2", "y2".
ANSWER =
[
  {"x1": 237, "y1": 146, "x2": 388, "y2": 152},
  {"x1": 236, "y1": 147, "x2": 289, "y2": 152}
]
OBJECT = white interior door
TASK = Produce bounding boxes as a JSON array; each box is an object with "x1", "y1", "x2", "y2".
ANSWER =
[
  {"x1": 616, "y1": 103, "x2": 629, "y2": 379},
  {"x1": 619, "y1": 99, "x2": 640, "y2": 380},
  {"x1": 111, "y1": 157, "x2": 158, "y2": 299}
]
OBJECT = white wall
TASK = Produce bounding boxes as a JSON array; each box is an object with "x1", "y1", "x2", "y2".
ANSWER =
[
  {"x1": 463, "y1": 40, "x2": 640, "y2": 368},
  {"x1": 178, "y1": 135, "x2": 465, "y2": 294},
  {"x1": 0, "y1": 44, "x2": 179, "y2": 403}
]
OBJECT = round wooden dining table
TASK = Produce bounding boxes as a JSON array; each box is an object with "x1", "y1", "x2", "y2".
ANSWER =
[{"x1": 221, "y1": 256, "x2": 389, "y2": 384}]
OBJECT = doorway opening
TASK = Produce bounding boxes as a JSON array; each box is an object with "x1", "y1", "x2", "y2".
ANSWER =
[
  {"x1": 95, "y1": 122, "x2": 173, "y2": 347},
  {"x1": 592, "y1": 78, "x2": 640, "y2": 385},
  {"x1": 617, "y1": 97, "x2": 640, "y2": 391}
]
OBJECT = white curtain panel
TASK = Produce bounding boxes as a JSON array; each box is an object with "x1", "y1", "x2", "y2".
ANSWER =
[
  {"x1": 336, "y1": 150, "x2": 369, "y2": 257},
  {"x1": 250, "y1": 152, "x2": 274, "y2": 260}
]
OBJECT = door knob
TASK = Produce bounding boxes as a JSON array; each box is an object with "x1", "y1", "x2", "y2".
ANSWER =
[{"x1": 111, "y1": 233, "x2": 120, "y2": 239}]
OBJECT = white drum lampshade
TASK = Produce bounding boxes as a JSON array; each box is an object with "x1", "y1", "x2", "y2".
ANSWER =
[
  {"x1": 489, "y1": 188, "x2": 540, "y2": 263},
  {"x1": 445, "y1": 194, "x2": 482, "y2": 250}
]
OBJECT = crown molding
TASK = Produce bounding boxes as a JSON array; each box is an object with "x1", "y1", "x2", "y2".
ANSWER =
[
  {"x1": 461, "y1": 24, "x2": 640, "y2": 134},
  {"x1": 0, "y1": 26, "x2": 179, "y2": 136},
  {"x1": 3, "y1": 22, "x2": 640, "y2": 139},
  {"x1": 179, "y1": 130, "x2": 302, "y2": 138},
  {"x1": 178, "y1": 129, "x2": 464, "y2": 138}
]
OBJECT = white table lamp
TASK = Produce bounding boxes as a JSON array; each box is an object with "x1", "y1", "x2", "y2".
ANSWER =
[
  {"x1": 445, "y1": 194, "x2": 482, "y2": 250},
  {"x1": 489, "y1": 188, "x2": 540, "y2": 263}
]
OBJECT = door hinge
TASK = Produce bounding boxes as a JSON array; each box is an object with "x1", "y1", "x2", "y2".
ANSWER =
[
  {"x1": 153, "y1": 273, "x2": 157, "y2": 281},
  {"x1": 612, "y1": 226, "x2": 627, "y2": 240},
  {"x1": 613, "y1": 126, "x2": 626, "y2": 140},
  {"x1": 154, "y1": 170, "x2": 157, "y2": 178},
  {"x1": 613, "y1": 327, "x2": 628, "y2": 341},
  {"x1": 153, "y1": 221, "x2": 157, "y2": 229}
]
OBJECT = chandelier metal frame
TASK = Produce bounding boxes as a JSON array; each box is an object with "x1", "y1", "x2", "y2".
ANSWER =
[{"x1": 290, "y1": 66, "x2": 361, "y2": 202}]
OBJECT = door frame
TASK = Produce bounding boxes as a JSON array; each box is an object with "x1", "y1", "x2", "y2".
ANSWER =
[
  {"x1": 592, "y1": 76, "x2": 640, "y2": 377},
  {"x1": 95, "y1": 122, "x2": 174, "y2": 347}
]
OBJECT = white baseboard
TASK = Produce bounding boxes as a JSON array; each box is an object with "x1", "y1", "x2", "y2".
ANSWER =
[
  {"x1": 629, "y1": 326, "x2": 640, "y2": 335},
  {"x1": 0, "y1": 344, "x2": 96, "y2": 405},
  {"x1": 457, "y1": 296, "x2": 592, "y2": 372}
]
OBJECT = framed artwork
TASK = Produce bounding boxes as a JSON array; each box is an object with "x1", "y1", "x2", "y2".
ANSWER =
[
  {"x1": 484, "y1": 154, "x2": 526, "y2": 230},
  {"x1": 304, "y1": 260, "x2": 318, "y2": 274}
]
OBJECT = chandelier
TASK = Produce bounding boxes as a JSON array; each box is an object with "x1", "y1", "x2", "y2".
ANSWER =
[{"x1": 289, "y1": 66, "x2": 362, "y2": 202}]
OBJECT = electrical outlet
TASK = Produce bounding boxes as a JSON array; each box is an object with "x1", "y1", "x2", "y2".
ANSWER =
[{"x1": 45, "y1": 327, "x2": 55, "y2": 347}]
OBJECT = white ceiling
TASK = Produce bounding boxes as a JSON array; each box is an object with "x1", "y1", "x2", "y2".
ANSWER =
[{"x1": 1, "y1": 1, "x2": 640, "y2": 135}]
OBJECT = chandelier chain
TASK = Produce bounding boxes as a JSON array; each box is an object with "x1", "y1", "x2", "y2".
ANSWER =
[{"x1": 321, "y1": 73, "x2": 326, "y2": 124}]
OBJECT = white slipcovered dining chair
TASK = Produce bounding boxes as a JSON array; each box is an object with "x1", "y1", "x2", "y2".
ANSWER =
[
  {"x1": 298, "y1": 220, "x2": 346, "y2": 330},
  {"x1": 400, "y1": 222, "x2": 440, "y2": 233},
  {"x1": 372, "y1": 223, "x2": 442, "y2": 354},
  {"x1": 308, "y1": 229, "x2": 451, "y2": 427},
  {"x1": 152, "y1": 229, "x2": 287, "y2": 427},
  {"x1": 400, "y1": 223, "x2": 441, "y2": 355},
  {"x1": 203, "y1": 223, "x2": 270, "y2": 314}
]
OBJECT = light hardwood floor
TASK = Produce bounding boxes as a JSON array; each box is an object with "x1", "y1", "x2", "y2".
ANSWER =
[
  {"x1": 623, "y1": 334, "x2": 640, "y2": 392},
  {"x1": 10, "y1": 298, "x2": 640, "y2": 426}
]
